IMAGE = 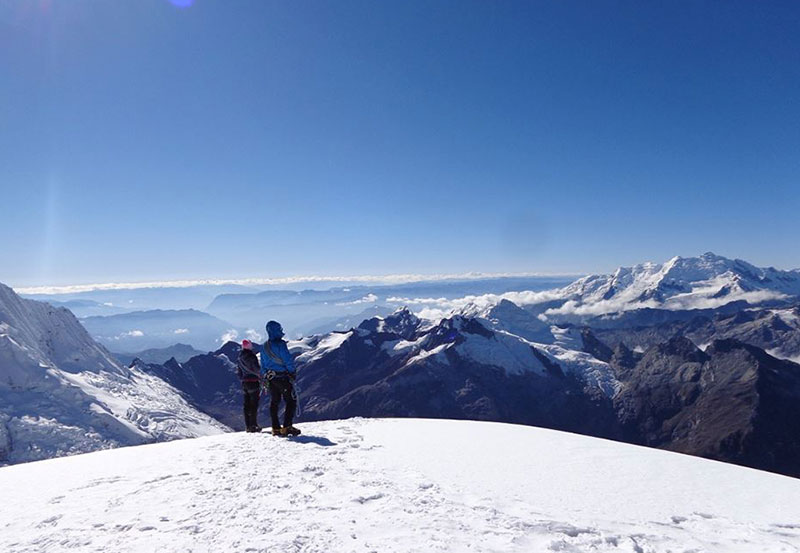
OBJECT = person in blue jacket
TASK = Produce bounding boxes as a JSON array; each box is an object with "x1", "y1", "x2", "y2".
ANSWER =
[{"x1": 251, "y1": 320, "x2": 300, "y2": 436}]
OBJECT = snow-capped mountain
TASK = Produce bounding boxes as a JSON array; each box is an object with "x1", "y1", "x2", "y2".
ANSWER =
[
  {"x1": 2, "y1": 418, "x2": 798, "y2": 553},
  {"x1": 535, "y1": 252, "x2": 800, "y2": 320},
  {"x1": 0, "y1": 283, "x2": 227, "y2": 465},
  {"x1": 458, "y1": 298, "x2": 556, "y2": 343},
  {"x1": 292, "y1": 307, "x2": 621, "y2": 421}
]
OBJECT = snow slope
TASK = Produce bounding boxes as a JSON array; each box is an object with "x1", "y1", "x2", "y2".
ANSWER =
[
  {"x1": 1, "y1": 418, "x2": 798, "y2": 553},
  {"x1": 0, "y1": 283, "x2": 227, "y2": 465}
]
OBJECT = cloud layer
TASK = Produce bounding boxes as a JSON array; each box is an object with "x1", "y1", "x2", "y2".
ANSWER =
[{"x1": 15, "y1": 272, "x2": 575, "y2": 296}]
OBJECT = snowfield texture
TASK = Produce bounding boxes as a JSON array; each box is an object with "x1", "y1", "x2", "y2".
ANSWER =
[
  {"x1": 0, "y1": 283, "x2": 227, "y2": 465},
  {"x1": 1, "y1": 418, "x2": 798, "y2": 553}
]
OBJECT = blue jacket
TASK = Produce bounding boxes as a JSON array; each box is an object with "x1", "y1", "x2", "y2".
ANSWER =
[{"x1": 254, "y1": 339, "x2": 296, "y2": 377}]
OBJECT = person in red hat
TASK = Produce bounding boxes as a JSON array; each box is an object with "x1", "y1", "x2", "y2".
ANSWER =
[{"x1": 237, "y1": 339, "x2": 262, "y2": 432}]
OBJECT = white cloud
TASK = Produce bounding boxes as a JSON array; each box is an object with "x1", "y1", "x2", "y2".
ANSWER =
[
  {"x1": 120, "y1": 330, "x2": 144, "y2": 338},
  {"x1": 245, "y1": 329, "x2": 262, "y2": 341},
  {"x1": 14, "y1": 271, "x2": 577, "y2": 296},
  {"x1": 339, "y1": 293, "x2": 379, "y2": 306},
  {"x1": 663, "y1": 290, "x2": 788, "y2": 311},
  {"x1": 540, "y1": 289, "x2": 790, "y2": 319},
  {"x1": 388, "y1": 289, "x2": 567, "y2": 318},
  {"x1": 542, "y1": 298, "x2": 660, "y2": 318},
  {"x1": 416, "y1": 307, "x2": 452, "y2": 320},
  {"x1": 387, "y1": 296, "x2": 452, "y2": 306},
  {"x1": 219, "y1": 329, "x2": 238, "y2": 344},
  {"x1": 173, "y1": 328, "x2": 189, "y2": 334}
]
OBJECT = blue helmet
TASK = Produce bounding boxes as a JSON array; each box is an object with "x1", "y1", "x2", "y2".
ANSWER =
[{"x1": 266, "y1": 320, "x2": 284, "y2": 340}]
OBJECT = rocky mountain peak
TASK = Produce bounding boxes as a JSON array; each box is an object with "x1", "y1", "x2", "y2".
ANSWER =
[
  {"x1": 653, "y1": 335, "x2": 708, "y2": 362},
  {"x1": 358, "y1": 307, "x2": 420, "y2": 340}
]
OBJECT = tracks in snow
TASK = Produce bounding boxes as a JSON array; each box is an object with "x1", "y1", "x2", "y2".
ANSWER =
[{"x1": 1, "y1": 419, "x2": 798, "y2": 553}]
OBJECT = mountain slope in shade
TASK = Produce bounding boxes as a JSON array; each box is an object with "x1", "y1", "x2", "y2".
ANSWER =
[
  {"x1": 612, "y1": 336, "x2": 800, "y2": 477},
  {"x1": 0, "y1": 283, "x2": 227, "y2": 465},
  {"x1": 594, "y1": 304, "x2": 800, "y2": 362},
  {"x1": 1, "y1": 419, "x2": 798, "y2": 553}
]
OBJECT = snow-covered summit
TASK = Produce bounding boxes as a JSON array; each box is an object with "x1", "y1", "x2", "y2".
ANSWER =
[
  {"x1": 0, "y1": 282, "x2": 126, "y2": 381},
  {"x1": 458, "y1": 298, "x2": 555, "y2": 343},
  {"x1": 2, "y1": 418, "x2": 798, "y2": 553},
  {"x1": 0, "y1": 283, "x2": 227, "y2": 465},
  {"x1": 547, "y1": 252, "x2": 800, "y2": 317},
  {"x1": 357, "y1": 305, "x2": 423, "y2": 339}
]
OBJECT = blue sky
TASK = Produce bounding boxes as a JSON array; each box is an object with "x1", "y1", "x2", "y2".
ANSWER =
[{"x1": 1, "y1": 1, "x2": 799, "y2": 287}]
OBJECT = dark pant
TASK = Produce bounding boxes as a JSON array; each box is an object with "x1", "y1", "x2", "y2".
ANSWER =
[
  {"x1": 269, "y1": 377, "x2": 297, "y2": 429},
  {"x1": 242, "y1": 381, "x2": 261, "y2": 429}
]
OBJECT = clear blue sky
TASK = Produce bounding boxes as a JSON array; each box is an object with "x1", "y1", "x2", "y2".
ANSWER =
[{"x1": 2, "y1": 0, "x2": 799, "y2": 287}]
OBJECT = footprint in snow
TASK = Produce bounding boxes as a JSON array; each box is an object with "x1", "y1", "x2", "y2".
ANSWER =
[
  {"x1": 36, "y1": 515, "x2": 62, "y2": 528},
  {"x1": 353, "y1": 493, "x2": 386, "y2": 504},
  {"x1": 73, "y1": 475, "x2": 124, "y2": 491}
]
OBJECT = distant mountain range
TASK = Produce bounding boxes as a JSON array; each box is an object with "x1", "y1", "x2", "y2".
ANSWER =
[
  {"x1": 203, "y1": 276, "x2": 576, "y2": 336},
  {"x1": 0, "y1": 284, "x2": 226, "y2": 465},
  {"x1": 41, "y1": 298, "x2": 134, "y2": 318},
  {"x1": 80, "y1": 309, "x2": 240, "y2": 352},
  {"x1": 23, "y1": 283, "x2": 265, "y2": 311},
  {"x1": 113, "y1": 343, "x2": 206, "y2": 366}
]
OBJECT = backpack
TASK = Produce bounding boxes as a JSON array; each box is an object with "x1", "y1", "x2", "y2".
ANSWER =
[{"x1": 237, "y1": 348, "x2": 261, "y2": 381}]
